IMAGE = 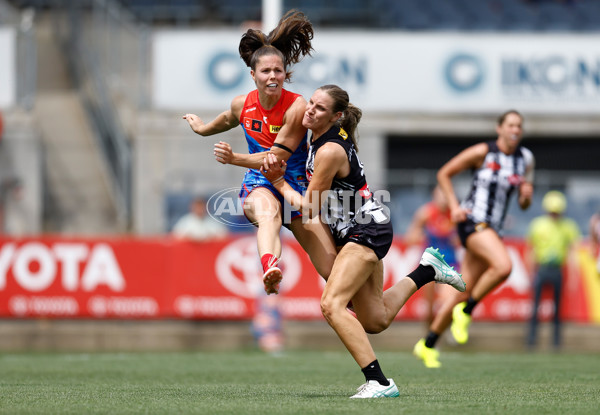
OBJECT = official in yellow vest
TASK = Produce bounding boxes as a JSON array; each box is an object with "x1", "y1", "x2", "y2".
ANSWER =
[{"x1": 526, "y1": 191, "x2": 580, "y2": 350}]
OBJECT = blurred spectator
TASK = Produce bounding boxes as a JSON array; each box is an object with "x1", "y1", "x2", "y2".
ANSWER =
[
  {"x1": 526, "y1": 190, "x2": 580, "y2": 350},
  {"x1": 589, "y1": 211, "x2": 600, "y2": 274},
  {"x1": 171, "y1": 196, "x2": 228, "y2": 241},
  {"x1": 404, "y1": 185, "x2": 462, "y2": 326},
  {"x1": 1, "y1": 112, "x2": 32, "y2": 236},
  {"x1": 0, "y1": 177, "x2": 30, "y2": 236}
]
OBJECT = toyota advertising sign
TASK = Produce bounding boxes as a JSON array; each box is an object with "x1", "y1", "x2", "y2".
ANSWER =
[{"x1": 1, "y1": 236, "x2": 598, "y2": 322}]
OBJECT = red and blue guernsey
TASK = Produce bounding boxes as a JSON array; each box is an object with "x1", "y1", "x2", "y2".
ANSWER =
[
  {"x1": 423, "y1": 202, "x2": 458, "y2": 267},
  {"x1": 239, "y1": 88, "x2": 309, "y2": 222}
]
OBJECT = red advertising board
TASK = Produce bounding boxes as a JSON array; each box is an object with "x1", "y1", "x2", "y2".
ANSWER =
[{"x1": 0, "y1": 236, "x2": 597, "y2": 322}]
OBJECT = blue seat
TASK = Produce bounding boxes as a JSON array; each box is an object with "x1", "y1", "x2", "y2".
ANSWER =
[
  {"x1": 460, "y1": 0, "x2": 505, "y2": 31},
  {"x1": 400, "y1": 9, "x2": 436, "y2": 30},
  {"x1": 500, "y1": 2, "x2": 539, "y2": 32},
  {"x1": 213, "y1": 0, "x2": 261, "y2": 25},
  {"x1": 374, "y1": 0, "x2": 428, "y2": 29},
  {"x1": 573, "y1": 1, "x2": 600, "y2": 31},
  {"x1": 124, "y1": 0, "x2": 207, "y2": 25},
  {"x1": 536, "y1": 2, "x2": 575, "y2": 32}
]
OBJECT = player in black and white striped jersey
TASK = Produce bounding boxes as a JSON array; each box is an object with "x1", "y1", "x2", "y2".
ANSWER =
[
  {"x1": 262, "y1": 84, "x2": 465, "y2": 398},
  {"x1": 414, "y1": 110, "x2": 535, "y2": 368}
]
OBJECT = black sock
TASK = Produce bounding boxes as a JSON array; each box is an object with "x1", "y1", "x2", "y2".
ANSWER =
[
  {"x1": 424, "y1": 331, "x2": 439, "y2": 348},
  {"x1": 361, "y1": 359, "x2": 389, "y2": 386},
  {"x1": 463, "y1": 297, "x2": 478, "y2": 315},
  {"x1": 407, "y1": 264, "x2": 435, "y2": 289}
]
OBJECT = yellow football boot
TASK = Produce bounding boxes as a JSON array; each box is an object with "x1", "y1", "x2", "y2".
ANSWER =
[
  {"x1": 413, "y1": 338, "x2": 441, "y2": 368},
  {"x1": 451, "y1": 301, "x2": 472, "y2": 344}
]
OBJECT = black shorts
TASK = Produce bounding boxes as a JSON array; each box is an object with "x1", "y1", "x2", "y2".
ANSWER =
[
  {"x1": 334, "y1": 220, "x2": 394, "y2": 260},
  {"x1": 457, "y1": 219, "x2": 493, "y2": 248}
]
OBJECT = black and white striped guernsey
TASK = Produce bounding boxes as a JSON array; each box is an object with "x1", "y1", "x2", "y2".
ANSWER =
[
  {"x1": 462, "y1": 141, "x2": 534, "y2": 234},
  {"x1": 306, "y1": 125, "x2": 390, "y2": 241}
]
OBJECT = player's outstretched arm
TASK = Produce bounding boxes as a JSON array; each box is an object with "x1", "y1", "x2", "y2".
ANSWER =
[{"x1": 182, "y1": 95, "x2": 244, "y2": 136}]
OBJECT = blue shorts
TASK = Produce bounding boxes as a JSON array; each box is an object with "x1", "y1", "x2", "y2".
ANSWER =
[{"x1": 239, "y1": 169, "x2": 308, "y2": 226}]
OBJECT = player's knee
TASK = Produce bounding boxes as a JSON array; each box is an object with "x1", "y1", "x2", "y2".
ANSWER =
[
  {"x1": 355, "y1": 309, "x2": 390, "y2": 334},
  {"x1": 357, "y1": 250, "x2": 379, "y2": 267},
  {"x1": 361, "y1": 319, "x2": 387, "y2": 334},
  {"x1": 493, "y1": 261, "x2": 512, "y2": 281},
  {"x1": 320, "y1": 296, "x2": 334, "y2": 324},
  {"x1": 314, "y1": 258, "x2": 333, "y2": 280},
  {"x1": 320, "y1": 294, "x2": 346, "y2": 325},
  {"x1": 499, "y1": 262, "x2": 513, "y2": 279}
]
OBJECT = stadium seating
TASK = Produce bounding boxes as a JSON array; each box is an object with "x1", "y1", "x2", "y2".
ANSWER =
[
  {"x1": 8, "y1": 0, "x2": 593, "y2": 32},
  {"x1": 573, "y1": 1, "x2": 600, "y2": 31}
]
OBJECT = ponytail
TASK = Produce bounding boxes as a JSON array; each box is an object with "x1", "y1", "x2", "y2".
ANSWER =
[
  {"x1": 318, "y1": 84, "x2": 362, "y2": 150},
  {"x1": 340, "y1": 104, "x2": 362, "y2": 149},
  {"x1": 238, "y1": 10, "x2": 313, "y2": 81}
]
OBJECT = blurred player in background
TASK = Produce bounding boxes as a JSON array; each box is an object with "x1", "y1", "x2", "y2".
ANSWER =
[
  {"x1": 262, "y1": 84, "x2": 465, "y2": 398},
  {"x1": 414, "y1": 110, "x2": 535, "y2": 368},
  {"x1": 404, "y1": 185, "x2": 461, "y2": 326},
  {"x1": 183, "y1": 10, "x2": 336, "y2": 295},
  {"x1": 251, "y1": 292, "x2": 284, "y2": 355},
  {"x1": 526, "y1": 190, "x2": 580, "y2": 350}
]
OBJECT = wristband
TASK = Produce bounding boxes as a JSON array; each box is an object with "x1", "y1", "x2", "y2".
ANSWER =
[{"x1": 271, "y1": 176, "x2": 285, "y2": 185}]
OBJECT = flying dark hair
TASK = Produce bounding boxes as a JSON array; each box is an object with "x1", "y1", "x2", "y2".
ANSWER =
[
  {"x1": 318, "y1": 84, "x2": 362, "y2": 151},
  {"x1": 238, "y1": 9, "x2": 314, "y2": 81}
]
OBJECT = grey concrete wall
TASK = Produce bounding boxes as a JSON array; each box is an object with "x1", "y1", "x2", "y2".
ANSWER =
[{"x1": 1, "y1": 320, "x2": 598, "y2": 353}]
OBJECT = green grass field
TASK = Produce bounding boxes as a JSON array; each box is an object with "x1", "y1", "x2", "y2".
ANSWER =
[{"x1": 1, "y1": 350, "x2": 599, "y2": 415}]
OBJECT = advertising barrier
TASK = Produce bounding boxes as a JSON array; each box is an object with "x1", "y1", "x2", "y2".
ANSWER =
[
  {"x1": 153, "y1": 31, "x2": 600, "y2": 114},
  {"x1": 1, "y1": 236, "x2": 598, "y2": 322}
]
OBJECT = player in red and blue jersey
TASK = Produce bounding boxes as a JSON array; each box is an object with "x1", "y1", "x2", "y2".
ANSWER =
[
  {"x1": 183, "y1": 11, "x2": 336, "y2": 295},
  {"x1": 237, "y1": 87, "x2": 309, "y2": 211},
  {"x1": 405, "y1": 186, "x2": 461, "y2": 326}
]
